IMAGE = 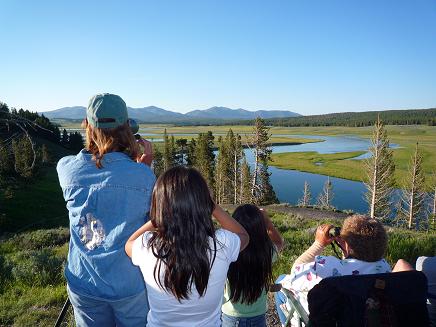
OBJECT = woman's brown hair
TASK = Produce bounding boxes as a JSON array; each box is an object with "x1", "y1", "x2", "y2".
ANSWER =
[{"x1": 83, "y1": 120, "x2": 139, "y2": 168}]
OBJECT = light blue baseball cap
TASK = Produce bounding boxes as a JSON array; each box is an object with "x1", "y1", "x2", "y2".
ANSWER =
[{"x1": 87, "y1": 93, "x2": 128, "y2": 129}]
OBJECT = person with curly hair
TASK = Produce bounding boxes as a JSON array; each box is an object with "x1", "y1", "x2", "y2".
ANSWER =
[{"x1": 275, "y1": 215, "x2": 391, "y2": 325}]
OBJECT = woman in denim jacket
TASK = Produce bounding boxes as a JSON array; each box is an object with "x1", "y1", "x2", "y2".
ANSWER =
[{"x1": 57, "y1": 93, "x2": 156, "y2": 327}]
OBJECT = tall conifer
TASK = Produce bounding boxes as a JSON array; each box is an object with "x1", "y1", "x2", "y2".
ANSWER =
[
  {"x1": 298, "y1": 181, "x2": 312, "y2": 207},
  {"x1": 364, "y1": 116, "x2": 395, "y2": 221},
  {"x1": 249, "y1": 117, "x2": 277, "y2": 205},
  {"x1": 240, "y1": 157, "x2": 252, "y2": 204},
  {"x1": 163, "y1": 129, "x2": 176, "y2": 170},
  {"x1": 194, "y1": 132, "x2": 215, "y2": 190},
  {"x1": 153, "y1": 145, "x2": 164, "y2": 177},
  {"x1": 317, "y1": 177, "x2": 334, "y2": 210},
  {"x1": 401, "y1": 143, "x2": 426, "y2": 229}
]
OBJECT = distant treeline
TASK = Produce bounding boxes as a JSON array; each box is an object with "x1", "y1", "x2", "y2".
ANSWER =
[{"x1": 229, "y1": 108, "x2": 436, "y2": 127}]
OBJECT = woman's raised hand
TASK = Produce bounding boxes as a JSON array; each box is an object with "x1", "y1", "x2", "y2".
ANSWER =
[
  {"x1": 315, "y1": 224, "x2": 335, "y2": 246},
  {"x1": 137, "y1": 139, "x2": 153, "y2": 166}
]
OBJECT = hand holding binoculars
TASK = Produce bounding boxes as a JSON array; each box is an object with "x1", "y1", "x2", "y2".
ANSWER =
[{"x1": 128, "y1": 119, "x2": 153, "y2": 165}]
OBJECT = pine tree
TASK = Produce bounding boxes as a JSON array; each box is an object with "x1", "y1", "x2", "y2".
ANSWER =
[
  {"x1": 214, "y1": 136, "x2": 228, "y2": 204},
  {"x1": 0, "y1": 140, "x2": 13, "y2": 175},
  {"x1": 239, "y1": 157, "x2": 252, "y2": 204},
  {"x1": 163, "y1": 129, "x2": 176, "y2": 170},
  {"x1": 364, "y1": 116, "x2": 395, "y2": 221},
  {"x1": 430, "y1": 177, "x2": 436, "y2": 231},
  {"x1": 12, "y1": 136, "x2": 36, "y2": 178},
  {"x1": 175, "y1": 138, "x2": 188, "y2": 165},
  {"x1": 170, "y1": 136, "x2": 177, "y2": 166},
  {"x1": 298, "y1": 181, "x2": 312, "y2": 207},
  {"x1": 68, "y1": 131, "x2": 84, "y2": 152},
  {"x1": 194, "y1": 132, "x2": 215, "y2": 190},
  {"x1": 41, "y1": 144, "x2": 51, "y2": 164},
  {"x1": 152, "y1": 145, "x2": 164, "y2": 177},
  {"x1": 186, "y1": 138, "x2": 197, "y2": 167},
  {"x1": 401, "y1": 143, "x2": 426, "y2": 229},
  {"x1": 230, "y1": 131, "x2": 243, "y2": 204},
  {"x1": 215, "y1": 129, "x2": 243, "y2": 204},
  {"x1": 61, "y1": 129, "x2": 69, "y2": 146},
  {"x1": 249, "y1": 117, "x2": 278, "y2": 205},
  {"x1": 393, "y1": 196, "x2": 407, "y2": 228},
  {"x1": 317, "y1": 177, "x2": 335, "y2": 210}
]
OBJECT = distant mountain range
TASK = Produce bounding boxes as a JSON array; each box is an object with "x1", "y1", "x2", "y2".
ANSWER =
[{"x1": 41, "y1": 106, "x2": 301, "y2": 122}]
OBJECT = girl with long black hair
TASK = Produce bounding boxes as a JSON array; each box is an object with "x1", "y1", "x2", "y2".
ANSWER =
[
  {"x1": 221, "y1": 204, "x2": 284, "y2": 327},
  {"x1": 125, "y1": 166, "x2": 249, "y2": 327}
]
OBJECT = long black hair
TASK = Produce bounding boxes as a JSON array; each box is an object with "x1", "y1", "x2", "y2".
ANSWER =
[
  {"x1": 147, "y1": 166, "x2": 217, "y2": 300},
  {"x1": 226, "y1": 204, "x2": 274, "y2": 304}
]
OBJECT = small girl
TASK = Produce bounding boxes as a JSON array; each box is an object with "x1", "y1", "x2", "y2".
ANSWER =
[
  {"x1": 221, "y1": 204, "x2": 284, "y2": 327},
  {"x1": 125, "y1": 166, "x2": 249, "y2": 327}
]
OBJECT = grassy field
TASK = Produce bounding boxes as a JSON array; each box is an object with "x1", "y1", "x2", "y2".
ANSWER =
[
  {"x1": 272, "y1": 151, "x2": 366, "y2": 182},
  {"x1": 1, "y1": 208, "x2": 435, "y2": 326}
]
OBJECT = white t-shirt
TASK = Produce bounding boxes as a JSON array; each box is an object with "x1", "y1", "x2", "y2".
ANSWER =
[{"x1": 132, "y1": 229, "x2": 241, "y2": 327}]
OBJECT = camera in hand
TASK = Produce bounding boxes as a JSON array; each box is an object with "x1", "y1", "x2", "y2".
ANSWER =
[{"x1": 328, "y1": 226, "x2": 341, "y2": 237}]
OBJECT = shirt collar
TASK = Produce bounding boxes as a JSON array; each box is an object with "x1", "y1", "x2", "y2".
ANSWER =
[{"x1": 78, "y1": 149, "x2": 133, "y2": 163}]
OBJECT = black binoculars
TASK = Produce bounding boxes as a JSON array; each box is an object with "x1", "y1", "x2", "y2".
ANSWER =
[
  {"x1": 128, "y1": 119, "x2": 140, "y2": 135},
  {"x1": 328, "y1": 226, "x2": 341, "y2": 237}
]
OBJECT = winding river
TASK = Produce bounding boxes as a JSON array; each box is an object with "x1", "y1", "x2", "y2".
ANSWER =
[
  {"x1": 69, "y1": 127, "x2": 386, "y2": 213},
  {"x1": 243, "y1": 135, "x2": 376, "y2": 213}
]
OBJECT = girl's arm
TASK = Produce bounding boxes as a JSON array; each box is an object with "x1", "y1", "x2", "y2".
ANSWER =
[
  {"x1": 213, "y1": 205, "x2": 249, "y2": 252},
  {"x1": 125, "y1": 220, "x2": 155, "y2": 258},
  {"x1": 260, "y1": 208, "x2": 284, "y2": 252}
]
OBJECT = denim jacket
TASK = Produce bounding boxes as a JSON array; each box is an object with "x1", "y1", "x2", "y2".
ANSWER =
[{"x1": 57, "y1": 150, "x2": 156, "y2": 299}]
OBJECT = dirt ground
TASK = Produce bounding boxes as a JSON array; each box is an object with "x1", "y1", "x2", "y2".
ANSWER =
[
  {"x1": 266, "y1": 293, "x2": 282, "y2": 327},
  {"x1": 224, "y1": 203, "x2": 351, "y2": 221}
]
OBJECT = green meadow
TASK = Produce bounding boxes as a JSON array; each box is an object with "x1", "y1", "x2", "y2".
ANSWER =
[{"x1": 268, "y1": 125, "x2": 436, "y2": 189}]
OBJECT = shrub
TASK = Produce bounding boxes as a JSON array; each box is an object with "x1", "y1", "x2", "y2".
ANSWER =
[
  {"x1": 12, "y1": 228, "x2": 69, "y2": 250},
  {"x1": 10, "y1": 248, "x2": 65, "y2": 287},
  {"x1": 386, "y1": 231, "x2": 436, "y2": 265},
  {"x1": 0, "y1": 255, "x2": 12, "y2": 293}
]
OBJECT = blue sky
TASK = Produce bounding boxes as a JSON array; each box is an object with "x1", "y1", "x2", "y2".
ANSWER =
[{"x1": 1, "y1": 0, "x2": 435, "y2": 115}]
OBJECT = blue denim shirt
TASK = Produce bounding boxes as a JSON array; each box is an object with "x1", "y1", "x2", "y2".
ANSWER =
[{"x1": 57, "y1": 150, "x2": 156, "y2": 299}]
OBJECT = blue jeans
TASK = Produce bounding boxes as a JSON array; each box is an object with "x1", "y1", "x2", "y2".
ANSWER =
[
  {"x1": 274, "y1": 274, "x2": 288, "y2": 325},
  {"x1": 221, "y1": 313, "x2": 266, "y2": 327},
  {"x1": 67, "y1": 285, "x2": 149, "y2": 327}
]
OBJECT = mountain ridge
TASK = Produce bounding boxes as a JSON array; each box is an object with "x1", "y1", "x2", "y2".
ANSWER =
[{"x1": 41, "y1": 106, "x2": 301, "y2": 122}]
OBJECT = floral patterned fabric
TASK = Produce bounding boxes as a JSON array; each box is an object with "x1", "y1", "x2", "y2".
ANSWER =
[{"x1": 280, "y1": 255, "x2": 392, "y2": 315}]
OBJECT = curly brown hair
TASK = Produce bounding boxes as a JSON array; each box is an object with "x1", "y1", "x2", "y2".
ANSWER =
[{"x1": 340, "y1": 214, "x2": 387, "y2": 262}]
